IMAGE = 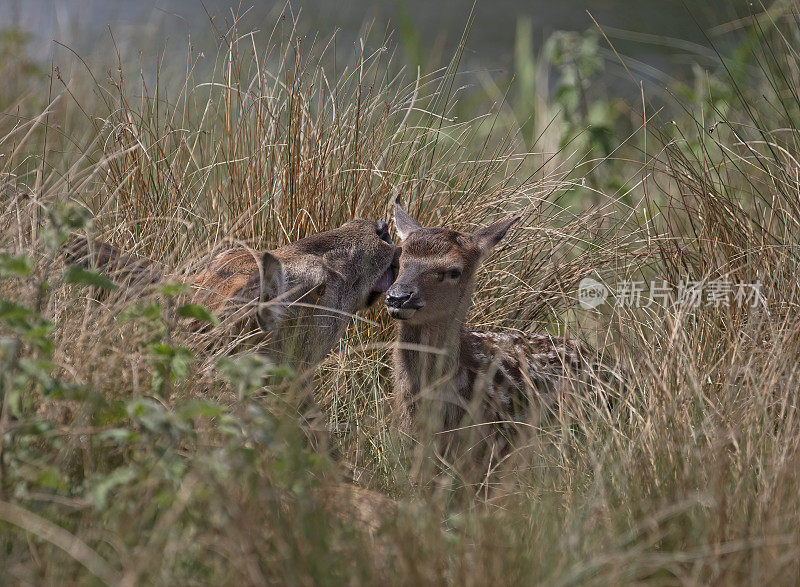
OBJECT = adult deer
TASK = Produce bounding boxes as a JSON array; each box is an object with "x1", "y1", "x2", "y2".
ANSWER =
[
  {"x1": 386, "y1": 199, "x2": 609, "y2": 456},
  {"x1": 65, "y1": 219, "x2": 399, "y2": 370},
  {"x1": 64, "y1": 219, "x2": 399, "y2": 449}
]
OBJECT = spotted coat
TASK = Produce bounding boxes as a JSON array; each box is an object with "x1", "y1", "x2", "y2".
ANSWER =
[{"x1": 456, "y1": 329, "x2": 599, "y2": 428}]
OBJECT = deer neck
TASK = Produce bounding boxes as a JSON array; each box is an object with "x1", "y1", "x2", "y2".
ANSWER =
[{"x1": 393, "y1": 288, "x2": 473, "y2": 413}]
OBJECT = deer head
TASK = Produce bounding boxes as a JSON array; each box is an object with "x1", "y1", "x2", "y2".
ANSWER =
[
  {"x1": 254, "y1": 218, "x2": 400, "y2": 365},
  {"x1": 191, "y1": 218, "x2": 398, "y2": 367},
  {"x1": 386, "y1": 200, "x2": 519, "y2": 326}
]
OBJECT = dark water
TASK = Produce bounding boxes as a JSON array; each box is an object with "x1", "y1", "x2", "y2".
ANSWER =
[{"x1": 6, "y1": 0, "x2": 751, "y2": 89}]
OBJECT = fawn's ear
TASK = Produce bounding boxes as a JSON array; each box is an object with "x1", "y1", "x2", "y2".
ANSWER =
[
  {"x1": 473, "y1": 215, "x2": 521, "y2": 255},
  {"x1": 256, "y1": 251, "x2": 287, "y2": 333},
  {"x1": 393, "y1": 196, "x2": 423, "y2": 241}
]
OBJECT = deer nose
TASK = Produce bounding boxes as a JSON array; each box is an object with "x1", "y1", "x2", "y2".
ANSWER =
[
  {"x1": 386, "y1": 288, "x2": 424, "y2": 310},
  {"x1": 385, "y1": 291, "x2": 410, "y2": 308},
  {"x1": 376, "y1": 221, "x2": 393, "y2": 244}
]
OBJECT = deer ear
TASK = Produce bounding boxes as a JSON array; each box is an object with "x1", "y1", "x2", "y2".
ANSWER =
[
  {"x1": 394, "y1": 196, "x2": 422, "y2": 241},
  {"x1": 473, "y1": 215, "x2": 521, "y2": 255},
  {"x1": 256, "y1": 251, "x2": 286, "y2": 333}
]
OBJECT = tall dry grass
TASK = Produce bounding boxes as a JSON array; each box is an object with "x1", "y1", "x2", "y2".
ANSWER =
[{"x1": 2, "y1": 4, "x2": 800, "y2": 585}]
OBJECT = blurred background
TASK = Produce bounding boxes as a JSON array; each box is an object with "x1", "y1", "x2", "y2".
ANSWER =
[
  {"x1": 8, "y1": 0, "x2": 746, "y2": 93},
  {"x1": 2, "y1": 0, "x2": 764, "y2": 211}
]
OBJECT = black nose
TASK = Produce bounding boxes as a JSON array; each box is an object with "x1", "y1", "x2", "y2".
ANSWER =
[
  {"x1": 385, "y1": 291, "x2": 412, "y2": 308},
  {"x1": 386, "y1": 289, "x2": 424, "y2": 310},
  {"x1": 376, "y1": 221, "x2": 393, "y2": 244}
]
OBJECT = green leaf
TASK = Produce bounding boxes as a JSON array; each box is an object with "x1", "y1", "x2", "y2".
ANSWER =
[
  {"x1": 0, "y1": 254, "x2": 33, "y2": 278},
  {"x1": 0, "y1": 337, "x2": 19, "y2": 360},
  {"x1": 177, "y1": 303, "x2": 219, "y2": 325},
  {"x1": 6, "y1": 386, "x2": 23, "y2": 419},
  {"x1": 217, "y1": 354, "x2": 276, "y2": 399},
  {"x1": 177, "y1": 399, "x2": 225, "y2": 420},
  {"x1": 0, "y1": 300, "x2": 37, "y2": 323},
  {"x1": 149, "y1": 343, "x2": 194, "y2": 396},
  {"x1": 36, "y1": 467, "x2": 68, "y2": 491},
  {"x1": 87, "y1": 466, "x2": 137, "y2": 511},
  {"x1": 99, "y1": 428, "x2": 142, "y2": 444},
  {"x1": 18, "y1": 357, "x2": 56, "y2": 376},
  {"x1": 43, "y1": 203, "x2": 91, "y2": 249},
  {"x1": 0, "y1": 302, "x2": 53, "y2": 351},
  {"x1": 96, "y1": 400, "x2": 129, "y2": 425},
  {"x1": 64, "y1": 265, "x2": 116, "y2": 290},
  {"x1": 119, "y1": 302, "x2": 162, "y2": 323},
  {"x1": 169, "y1": 346, "x2": 194, "y2": 382},
  {"x1": 24, "y1": 322, "x2": 55, "y2": 355},
  {"x1": 126, "y1": 398, "x2": 191, "y2": 440},
  {"x1": 158, "y1": 282, "x2": 191, "y2": 297},
  {"x1": 17, "y1": 358, "x2": 62, "y2": 394}
]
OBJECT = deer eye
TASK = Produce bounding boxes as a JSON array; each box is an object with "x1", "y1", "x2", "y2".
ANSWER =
[{"x1": 438, "y1": 268, "x2": 461, "y2": 281}]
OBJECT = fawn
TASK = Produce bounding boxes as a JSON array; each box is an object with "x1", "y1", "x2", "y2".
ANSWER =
[{"x1": 386, "y1": 200, "x2": 606, "y2": 456}]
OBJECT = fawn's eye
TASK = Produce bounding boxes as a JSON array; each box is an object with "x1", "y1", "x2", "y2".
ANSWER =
[{"x1": 438, "y1": 268, "x2": 461, "y2": 281}]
